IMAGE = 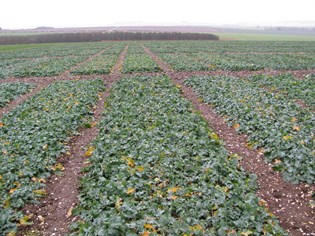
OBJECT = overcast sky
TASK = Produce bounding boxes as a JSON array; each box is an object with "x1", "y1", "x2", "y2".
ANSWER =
[{"x1": 0, "y1": 0, "x2": 314, "y2": 29}]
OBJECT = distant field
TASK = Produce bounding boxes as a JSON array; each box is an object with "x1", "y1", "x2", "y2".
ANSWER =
[
  {"x1": 0, "y1": 43, "x2": 73, "y2": 52},
  {"x1": 1, "y1": 26, "x2": 314, "y2": 42},
  {"x1": 218, "y1": 32, "x2": 315, "y2": 41}
]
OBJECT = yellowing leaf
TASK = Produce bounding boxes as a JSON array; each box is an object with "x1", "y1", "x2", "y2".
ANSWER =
[
  {"x1": 170, "y1": 195, "x2": 178, "y2": 200},
  {"x1": 0, "y1": 175, "x2": 2, "y2": 180},
  {"x1": 283, "y1": 135, "x2": 293, "y2": 141},
  {"x1": 9, "y1": 188, "x2": 17, "y2": 194},
  {"x1": 144, "y1": 223, "x2": 156, "y2": 232},
  {"x1": 209, "y1": 132, "x2": 219, "y2": 141},
  {"x1": 127, "y1": 188, "x2": 135, "y2": 194},
  {"x1": 3, "y1": 199, "x2": 10, "y2": 208},
  {"x1": 293, "y1": 126, "x2": 301, "y2": 131},
  {"x1": 168, "y1": 187, "x2": 181, "y2": 193},
  {"x1": 66, "y1": 206, "x2": 73, "y2": 218},
  {"x1": 33, "y1": 189, "x2": 46, "y2": 195},
  {"x1": 85, "y1": 146, "x2": 95, "y2": 157},
  {"x1": 115, "y1": 197, "x2": 123, "y2": 210},
  {"x1": 184, "y1": 192, "x2": 193, "y2": 197},
  {"x1": 52, "y1": 163, "x2": 65, "y2": 171},
  {"x1": 241, "y1": 230, "x2": 253, "y2": 236},
  {"x1": 208, "y1": 64, "x2": 217, "y2": 69},
  {"x1": 222, "y1": 186, "x2": 229, "y2": 193},
  {"x1": 291, "y1": 117, "x2": 298, "y2": 122},
  {"x1": 233, "y1": 123, "x2": 240, "y2": 129},
  {"x1": 135, "y1": 166, "x2": 144, "y2": 172},
  {"x1": 0, "y1": 122, "x2": 4, "y2": 127},
  {"x1": 38, "y1": 215, "x2": 45, "y2": 222},
  {"x1": 19, "y1": 214, "x2": 33, "y2": 226},
  {"x1": 90, "y1": 122, "x2": 97, "y2": 128},
  {"x1": 258, "y1": 199, "x2": 267, "y2": 207},
  {"x1": 122, "y1": 157, "x2": 135, "y2": 167},
  {"x1": 42, "y1": 144, "x2": 48, "y2": 150},
  {"x1": 175, "y1": 84, "x2": 182, "y2": 89},
  {"x1": 6, "y1": 231, "x2": 16, "y2": 236},
  {"x1": 189, "y1": 224, "x2": 203, "y2": 231},
  {"x1": 140, "y1": 232, "x2": 150, "y2": 236},
  {"x1": 226, "y1": 229, "x2": 237, "y2": 234}
]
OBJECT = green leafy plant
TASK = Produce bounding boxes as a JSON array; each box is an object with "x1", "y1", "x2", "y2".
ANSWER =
[
  {"x1": 70, "y1": 76, "x2": 285, "y2": 235},
  {"x1": 0, "y1": 79, "x2": 105, "y2": 234}
]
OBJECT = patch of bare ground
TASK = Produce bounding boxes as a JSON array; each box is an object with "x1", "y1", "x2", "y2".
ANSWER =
[
  {"x1": 142, "y1": 45, "x2": 315, "y2": 236},
  {"x1": 18, "y1": 44, "x2": 129, "y2": 236}
]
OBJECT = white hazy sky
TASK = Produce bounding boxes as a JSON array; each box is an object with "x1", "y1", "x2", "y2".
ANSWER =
[{"x1": 0, "y1": 0, "x2": 314, "y2": 29}]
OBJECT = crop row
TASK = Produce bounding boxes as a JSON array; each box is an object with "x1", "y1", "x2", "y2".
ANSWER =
[
  {"x1": 70, "y1": 76, "x2": 285, "y2": 235},
  {"x1": 0, "y1": 79, "x2": 105, "y2": 234},
  {"x1": 127, "y1": 42, "x2": 148, "y2": 54},
  {"x1": 122, "y1": 43, "x2": 161, "y2": 73},
  {"x1": 71, "y1": 54, "x2": 120, "y2": 75},
  {"x1": 71, "y1": 43, "x2": 127, "y2": 75},
  {"x1": 0, "y1": 42, "x2": 114, "y2": 60},
  {"x1": 144, "y1": 41, "x2": 315, "y2": 53},
  {"x1": 103, "y1": 42, "x2": 127, "y2": 54},
  {"x1": 122, "y1": 54, "x2": 162, "y2": 73},
  {"x1": 0, "y1": 56, "x2": 86, "y2": 78},
  {"x1": 0, "y1": 82, "x2": 36, "y2": 108},
  {"x1": 158, "y1": 52, "x2": 315, "y2": 71},
  {"x1": 185, "y1": 76, "x2": 315, "y2": 184},
  {"x1": 247, "y1": 74, "x2": 315, "y2": 109}
]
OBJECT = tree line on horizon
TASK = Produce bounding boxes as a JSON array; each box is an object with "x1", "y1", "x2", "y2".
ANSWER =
[{"x1": 0, "y1": 31, "x2": 219, "y2": 45}]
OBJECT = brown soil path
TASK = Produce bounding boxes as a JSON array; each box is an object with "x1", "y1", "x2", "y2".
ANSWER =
[
  {"x1": 19, "y1": 44, "x2": 129, "y2": 236},
  {"x1": 142, "y1": 44, "x2": 315, "y2": 236}
]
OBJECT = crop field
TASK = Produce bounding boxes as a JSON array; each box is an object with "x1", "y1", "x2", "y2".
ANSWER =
[{"x1": 0, "y1": 40, "x2": 314, "y2": 236}]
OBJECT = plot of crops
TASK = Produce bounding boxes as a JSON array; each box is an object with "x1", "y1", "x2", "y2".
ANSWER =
[
  {"x1": 185, "y1": 76, "x2": 315, "y2": 183},
  {"x1": 0, "y1": 79, "x2": 105, "y2": 233},
  {"x1": 0, "y1": 40, "x2": 314, "y2": 235},
  {"x1": 0, "y1": 82, "x2": 35, "y2": 107},
  {"x1": 71, "y1": 76, "x2": 285, "y2": 235},
  {"x1": 158, "y1": 52, "x2": 315, "y2": 71},
  {"x1": 122, "y1": 43, "x2": 162, "y2": 73}
]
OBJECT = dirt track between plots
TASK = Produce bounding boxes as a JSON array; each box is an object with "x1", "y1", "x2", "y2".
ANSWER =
[
  {"x1": 1, "y1": 43, "x2": 315, "y2": 235},
  {"x1": 142, "y1": 44, "x2": 315, "y2": 236}
]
